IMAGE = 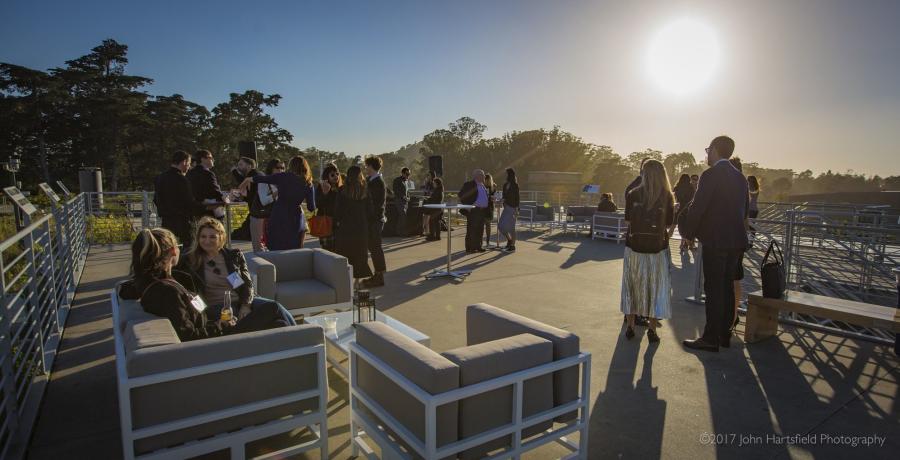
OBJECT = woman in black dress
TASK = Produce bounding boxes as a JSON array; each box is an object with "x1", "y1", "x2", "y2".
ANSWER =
[
  {"x1": 333, "y1": 165, "x2": 375, "y2": 282},
  {"x1": 423, "y1": 177, "x2": 444, "y2": 241},
  {"x1": 314, "y1": 163, "x2": 342, "y2": 251}
]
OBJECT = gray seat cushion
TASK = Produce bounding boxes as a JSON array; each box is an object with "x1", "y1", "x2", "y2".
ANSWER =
[
  {"x1": 356, "y1": 322, "x2": 459, "y2": 456},
  {"x1": 276, "y1": 279, "x2": 336, "y2": 309},
  {"x1": 466, "y1": 303, "x2": 581, "y2": 422},
  {"x1": 124, "y1": 318, "x2": 180, "y2": 353},
  {"x1": 442, "y1": 334, "x2": 554, "y2": 459}
]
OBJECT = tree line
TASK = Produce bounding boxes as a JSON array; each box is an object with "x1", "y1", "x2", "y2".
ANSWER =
[{"x1": 3, "y1": 39, "x2": 898, "y2": 202}]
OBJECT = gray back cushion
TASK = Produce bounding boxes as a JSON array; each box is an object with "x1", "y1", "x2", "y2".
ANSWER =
[
  {"x1": 466, "y1": 303, "x2": 580, "y2": 423},
  {"x1": 260, "y1": 249, "x2": 314, "y2": 282},
  {"x1": 117, "y1": 296, "x2": 158, "y2": 333},
  {"x1": 442, "y1": 334, "x2": 554, "y2": 459},
  {"x1": 356, "y1": 322, "x2": 459, "y2": 455}
]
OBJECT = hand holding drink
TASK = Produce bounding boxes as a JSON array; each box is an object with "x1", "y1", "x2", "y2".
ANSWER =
[{"x1": 221, "y1": 291, "x2": 234, "y2": 322}]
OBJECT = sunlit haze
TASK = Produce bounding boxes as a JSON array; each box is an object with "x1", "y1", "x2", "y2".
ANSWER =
[
  {"x1": 3, "y1": 0, "x2": 899, "y2": 176},
  {"x1": 646, "y1": 18, "x2": 720, "y2": 97}
]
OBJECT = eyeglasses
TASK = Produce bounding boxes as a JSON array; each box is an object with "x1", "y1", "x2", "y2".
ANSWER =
[
  {"x1": 206, "y1": 259, "x2": 221, "y2": 275},
  {"x1": 704, "y1": 147, "x2": 712, "y2": 154}
]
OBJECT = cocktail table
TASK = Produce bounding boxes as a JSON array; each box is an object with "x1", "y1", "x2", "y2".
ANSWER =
[
  {"x1": 423, "y1": 203, "x2": 475, "y2": 281},
  {"x1": 304, "y1": 310, "x2": 430, "y2": 380}
]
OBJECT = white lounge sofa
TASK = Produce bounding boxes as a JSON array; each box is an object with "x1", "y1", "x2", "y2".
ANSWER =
[{"x1": 111, "y1": 283, "x2": 329, "y2": 459}]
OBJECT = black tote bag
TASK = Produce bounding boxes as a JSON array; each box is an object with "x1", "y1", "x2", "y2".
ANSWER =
[{"x1": 761, "y1": 240, "x2": 786, "y2": 298}]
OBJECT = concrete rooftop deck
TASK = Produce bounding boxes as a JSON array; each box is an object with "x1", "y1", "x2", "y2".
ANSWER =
[{"x1": 25, "y1": 229, "x2": 900, "y2": 459}]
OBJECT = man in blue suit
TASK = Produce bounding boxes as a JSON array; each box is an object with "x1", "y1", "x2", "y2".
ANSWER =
[{"x1": 680, "y1": 135, "x2": 749, "y2": 352}]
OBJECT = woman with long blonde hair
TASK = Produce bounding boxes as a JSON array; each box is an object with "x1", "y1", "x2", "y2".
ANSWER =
[
  {"x1": 620, "y1": 159, "x2": 675, "y2": 343},
  {"x1": 239, "y1": 155, "x2": 316, "y2": 249}
]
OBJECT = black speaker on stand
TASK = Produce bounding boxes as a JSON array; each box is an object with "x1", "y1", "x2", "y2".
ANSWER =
[
  {"x1": 238, "y1": 141, "x2": 258, "y2": 163},
  {"x1": 428, "y1": 155, "x2": 443, "y2": 177}
]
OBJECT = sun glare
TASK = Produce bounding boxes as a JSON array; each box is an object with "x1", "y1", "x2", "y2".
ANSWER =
[{"x1": 646, "y1": 18, "x2": 720, "y2": 96}]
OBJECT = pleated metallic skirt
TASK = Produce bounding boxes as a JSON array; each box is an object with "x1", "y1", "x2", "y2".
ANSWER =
[{"x1": 620, "y1": 246, "x2": 672, "y2": 319}]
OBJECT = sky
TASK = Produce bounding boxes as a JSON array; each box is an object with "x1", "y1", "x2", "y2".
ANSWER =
[{"x1": 3, "y1": 0, "x2": 899, "y2": 176}]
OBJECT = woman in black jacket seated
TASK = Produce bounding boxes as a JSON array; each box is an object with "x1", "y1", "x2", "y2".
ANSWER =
[{"x1": 126, "y1": 226, "x2": 287, "y2": 342}]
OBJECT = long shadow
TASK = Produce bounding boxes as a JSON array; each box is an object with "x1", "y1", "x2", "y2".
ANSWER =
[
  {"x1": 748, "y1": 329, "x2": 900, "y2": 459},
  {"x1": 590, "y1": 324, "x2": 666, "y2": 459}
]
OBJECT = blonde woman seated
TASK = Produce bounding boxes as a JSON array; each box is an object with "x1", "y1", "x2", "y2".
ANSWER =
[
  {"x1": 176, "y1": 217, "x2": 293, "y2": 327},
  {"x1": 620, "y1": 160, "x2": 675, "y2": 343},
  {"x1": 121, "y1": 226, "x2": 288, "y2": 342}
]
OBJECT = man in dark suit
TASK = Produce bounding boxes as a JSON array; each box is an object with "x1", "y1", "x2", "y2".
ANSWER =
[
  {"x1": 186, "y1": 149, "x2": 224, "y2": 219},
  {"x1": 363, "y1": 156, "x2": 388, "y2": 287},
  {"x1": 392, "y1": 167, "x2": 411, "y2": 236},
  {"x1": 458, "y1": 169, "x2": 490, "y2": 253},
  {"x1": 680, "y1": 135, "x2": 750, "y2": 352},
  {"x1": 154, "y1": 150, "x2": 208, "y2": 248}
]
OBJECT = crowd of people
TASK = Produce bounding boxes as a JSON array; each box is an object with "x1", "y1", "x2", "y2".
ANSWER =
[{"x1": 146, "y1": 136, "x2": 768, "y2": 354}]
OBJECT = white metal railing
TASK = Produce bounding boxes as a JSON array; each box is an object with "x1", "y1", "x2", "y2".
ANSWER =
[
  {"x1": 0, "y1": 193, "x2": 88, "y2": 460},
  {"x1": 687, "y1": 213, "x2": 899, "y2": 344}
]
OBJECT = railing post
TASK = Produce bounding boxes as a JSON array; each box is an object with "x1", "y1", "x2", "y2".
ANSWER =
[
  {"x1": 225, "y1": 205, "x2": 233, "y2": 248},
  {"x1": 141, "y1": 191, "x2": 150, "y2": 230},
  {"x1": 783, "y1": 210, "x2": 795, "y2": 287},
  {"x1": 0, "y1": 250, "x2": 21, "y2": 442},
  {"x1": 687, "y1": 243, "x2": 704, "y2": 304},
  {"x1": 24, "y1": 230, "x2": 48, "y2": 375}
]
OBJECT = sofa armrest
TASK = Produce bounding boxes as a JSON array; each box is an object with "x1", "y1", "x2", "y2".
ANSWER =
[
  {"x1": 245, "y1": 252, "x2": 276, "y2": 299},
  {"x1": 312, "y1": 249, "x2": 352, "y2": 303}
]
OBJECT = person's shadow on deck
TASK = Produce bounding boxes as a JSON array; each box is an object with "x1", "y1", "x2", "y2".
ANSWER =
[{"x1": 589, "y1": 325, "x2": 666, "y2": 459}]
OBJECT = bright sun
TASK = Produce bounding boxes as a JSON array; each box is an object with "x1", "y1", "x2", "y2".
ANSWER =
[{"x1": 646, "y1": 18, "x2": 720, "y2": 96}]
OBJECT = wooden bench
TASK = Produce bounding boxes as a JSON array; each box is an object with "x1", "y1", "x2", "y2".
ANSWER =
[{"x1": 745, "y1": 289, "x2": 900, "y2": 343}]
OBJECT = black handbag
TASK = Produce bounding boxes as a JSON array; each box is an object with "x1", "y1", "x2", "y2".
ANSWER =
[{"x1": 761, "y1": 240, "x2": 786, "y2": 298}]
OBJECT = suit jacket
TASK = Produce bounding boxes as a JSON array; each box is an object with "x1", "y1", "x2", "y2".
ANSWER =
[
  {"x1": 458, "y1": 180, "x2": 477, "y2": 205},
  {"x1": 187, "y1": 165, "x2": 223, "y2": 202},
  {"x1": 679, "y1": 160, "x2": 749, "y2": 250},
  {"x1": 367, "y1": 174, "x2": 387, "y2": 222},
  {"x1": 392, "y1": 176, "x2": 409, "y2": 202},
  {"x1": 153, "y1": 167, "x2": 206, "y2": 219}
]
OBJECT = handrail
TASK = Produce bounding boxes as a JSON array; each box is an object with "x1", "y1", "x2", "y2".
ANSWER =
[{"x1": 0, "y1": 193, "x2": 88, "y2": 460}]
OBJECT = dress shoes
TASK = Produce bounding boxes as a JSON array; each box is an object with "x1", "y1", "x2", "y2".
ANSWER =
[
  {"x1": 362, "y1": 272, "x2": 384, "y2": 288},
  {"x1": 682, "y1": 338, "x2": 719, "y2": 352}
]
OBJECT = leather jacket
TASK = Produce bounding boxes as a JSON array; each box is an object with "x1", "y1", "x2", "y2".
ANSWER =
[{"x1": 176, "y1": 247, "x2": 254, "y2": 306}]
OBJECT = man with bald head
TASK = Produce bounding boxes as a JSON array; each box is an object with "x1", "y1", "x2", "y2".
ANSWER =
[{"x1": 458, "y1": 169, "x2": 490, "y2": 252}]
